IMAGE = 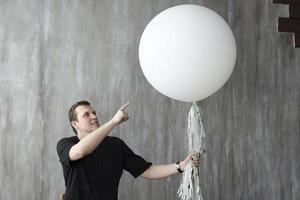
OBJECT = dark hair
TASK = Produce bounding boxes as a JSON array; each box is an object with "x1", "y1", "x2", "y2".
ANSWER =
[{"x1": 68, "y1": 100, "x2": 91, "y2": 135}]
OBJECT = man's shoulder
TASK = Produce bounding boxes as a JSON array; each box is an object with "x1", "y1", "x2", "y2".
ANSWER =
[
  {"x1": 57, "y1": 136, "x2": 79, "y2": 146},
  {"x1": 56, "y1": 136, "x2": 79, "y2": 156}
]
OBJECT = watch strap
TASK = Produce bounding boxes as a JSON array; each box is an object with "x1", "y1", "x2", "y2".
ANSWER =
[{"x1": 176, "y1": 161, "x2": 184, "y2": 173}]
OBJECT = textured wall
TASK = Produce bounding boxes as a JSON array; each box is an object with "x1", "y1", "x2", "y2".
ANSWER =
[{"x1": 0, "y1": 0, "x2": 299, "y2": 200}]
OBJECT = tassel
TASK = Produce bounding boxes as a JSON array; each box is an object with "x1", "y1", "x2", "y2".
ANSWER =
[{"x1": 178, "y1": 103, "x2": 205, "y2": 200}]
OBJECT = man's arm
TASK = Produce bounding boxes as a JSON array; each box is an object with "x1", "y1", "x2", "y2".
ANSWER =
[
  {"x1": 140, "y1": 163, "x2": 180, "y2": 179},
  {"x1": 141, "y1": 154, "x2": 200, "y2": 179},
  {"x1": 69, "y1": 102, "x2": 130, "y2": 161}
]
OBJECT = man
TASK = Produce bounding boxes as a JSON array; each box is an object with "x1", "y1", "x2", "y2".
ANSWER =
[{"x1": 57, "y1": 100, "x2": 200, "y2": 200}]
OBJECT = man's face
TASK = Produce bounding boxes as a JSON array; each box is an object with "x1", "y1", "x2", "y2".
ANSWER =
[{"x1": 72, "y1": 105, "x2": 100, "y2": 135}]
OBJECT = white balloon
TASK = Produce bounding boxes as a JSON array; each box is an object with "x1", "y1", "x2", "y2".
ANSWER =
[{"x1": 139, "y1": 4, "x2": 237, "y2": 102}]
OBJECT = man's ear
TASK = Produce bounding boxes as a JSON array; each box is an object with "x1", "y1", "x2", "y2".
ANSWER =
[{"x1": 71, "y1": 121, "x2": 78, "y2": 130}]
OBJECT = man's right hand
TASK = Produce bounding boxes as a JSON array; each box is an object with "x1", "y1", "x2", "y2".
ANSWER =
[{"x1": 111, "y1": 102, "x2": 130, "y2": 125}]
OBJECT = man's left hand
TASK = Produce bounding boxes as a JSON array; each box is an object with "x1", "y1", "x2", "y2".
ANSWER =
[{"x1": 180, "y1": 152, "x2": 202, "y2": 169}]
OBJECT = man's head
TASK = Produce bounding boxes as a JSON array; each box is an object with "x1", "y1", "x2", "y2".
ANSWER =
[{"x1": 69, "y1": 101, "x2": 100, "y2": 135}]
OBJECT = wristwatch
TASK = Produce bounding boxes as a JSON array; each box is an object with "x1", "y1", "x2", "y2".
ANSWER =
[{"x1": 175, "y1": 161, "x2": 184, "y2": 173}]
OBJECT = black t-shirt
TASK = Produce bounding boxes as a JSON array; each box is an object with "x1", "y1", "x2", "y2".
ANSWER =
[{"x1": 57, "y1": 136, "x2": 152, "y2": 200}]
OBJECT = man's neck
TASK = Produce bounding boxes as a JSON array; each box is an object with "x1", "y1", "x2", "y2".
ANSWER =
[{"x1": 77, "y1": 132, "x2": 89, "y2": 140}]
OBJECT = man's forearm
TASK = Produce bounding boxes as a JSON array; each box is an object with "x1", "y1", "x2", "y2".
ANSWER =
[
  {"x1": 141, "y1": 162, "x2": 184, "y2": 179},
  {"x1": 76, "y1": 120, "x2": 116, "y2": 156}
]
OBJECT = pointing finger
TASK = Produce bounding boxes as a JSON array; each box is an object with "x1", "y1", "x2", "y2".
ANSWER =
[{"x1": 120, "y1": 102, "x2": 130, "y2": 111}]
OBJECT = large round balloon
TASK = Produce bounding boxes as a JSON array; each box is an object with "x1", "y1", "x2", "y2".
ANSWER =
[{"x1": 139, "y1": 4, "x2": 237, "y2": 102}]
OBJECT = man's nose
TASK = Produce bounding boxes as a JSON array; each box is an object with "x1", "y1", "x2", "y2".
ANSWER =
[{"x1": 91, "y1": 113, "x2": 97, "y2": 119}]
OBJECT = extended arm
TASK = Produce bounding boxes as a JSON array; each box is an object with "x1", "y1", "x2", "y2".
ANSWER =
[
  {"x1": 141, "y1": 154, "x2": 200, "y2": 179},
  {"x1": 141, "y1": 163, "x2": 181, "y2": 179}
]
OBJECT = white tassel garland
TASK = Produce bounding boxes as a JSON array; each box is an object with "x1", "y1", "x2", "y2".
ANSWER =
[{"x1": 178, "y1": 103, "x2": 205, "y2": 200}]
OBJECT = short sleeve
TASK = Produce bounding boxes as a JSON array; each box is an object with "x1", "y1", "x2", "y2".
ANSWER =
[
  {"x1": 121, "y1": 140, "x2": 152, "y2": 178},
  {"x1": 57, "y1": 138, "x2": 76, "y2": 166}
]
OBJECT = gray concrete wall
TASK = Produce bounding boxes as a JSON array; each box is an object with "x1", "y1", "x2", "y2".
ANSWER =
[{"x1": 0, "y1": 0, "x2": 299, "y2": 199}]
